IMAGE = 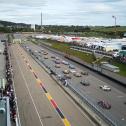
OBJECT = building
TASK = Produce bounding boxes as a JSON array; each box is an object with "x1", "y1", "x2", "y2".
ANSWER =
[
  {"x1": 0, "y1": 23, "x2": 4, "y2": 27},
  {"x1": 0, "y1": 97, "x2": 11, "y2": 126},
  {"x1": 123, "y1": 32, "x2": 126, "y2": 37},
  {"x1": 31, "y1": 24, "x2": 35, "y2": 31}
]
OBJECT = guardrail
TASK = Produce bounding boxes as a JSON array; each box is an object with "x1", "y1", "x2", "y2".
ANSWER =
[
  {"x1": 67, "y1": 83, "x2": 118, "y2": 126},
  {"x1": 21, "y1": 44, "x2": 122, "y2": 126}
]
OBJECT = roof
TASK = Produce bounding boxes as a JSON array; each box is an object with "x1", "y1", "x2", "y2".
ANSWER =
[
  {"x1": 0, "y1": 78, "x2": 6, "y2": 90},
  {"x1": 0, "y1": 98, "x2": 7, "y2": 126},
  {"x1": 0, "y1": 97, "x2": 11, "y2": 126}
]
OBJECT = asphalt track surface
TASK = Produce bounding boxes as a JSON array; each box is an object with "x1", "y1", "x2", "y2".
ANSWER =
[
  {"x1": 23, "y1": 42, "x2": 126, "y2": 126},
  {"x1": 10, "y1": 44, "x2": 95, "y2": 126}
]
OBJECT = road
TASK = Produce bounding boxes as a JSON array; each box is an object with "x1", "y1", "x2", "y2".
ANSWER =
[
  {"x1": 22, "y1": 42, "x2": 126, "y2": 126},
  {"x1": 10, "y1": 44, "x2": 95, "y2": 126}
]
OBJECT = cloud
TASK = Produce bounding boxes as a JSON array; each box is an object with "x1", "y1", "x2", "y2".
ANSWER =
[
  {"x1": 79, "y1": 0, "x2": 123, "y2": 3},
  {"x1": 92, "y1": 3, "x2": 112, "y2": 12},
  {"x1": 0, "y1": 0, "x2": 46, "y2": 7},
  {"x1": 0, "y1": 0, "x2": 126, "y2": 25}
]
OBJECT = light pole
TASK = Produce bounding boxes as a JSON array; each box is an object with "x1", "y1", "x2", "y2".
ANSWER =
[
  {"x1": 41, "y1": 12, "x2": 43, "y2": 32},
  {"x1": 112, "y1": 15, "x2": 117, "y2": 37}
]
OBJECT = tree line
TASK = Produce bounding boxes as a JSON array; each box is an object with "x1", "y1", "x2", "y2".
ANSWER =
[{"x1": 0, "y1": 20, "x2": 126, "y2": 38}]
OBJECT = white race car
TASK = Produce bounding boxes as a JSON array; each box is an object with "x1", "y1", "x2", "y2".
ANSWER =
[{"x1": 99, "y1": 85, "x2": 111, "y2": 91}]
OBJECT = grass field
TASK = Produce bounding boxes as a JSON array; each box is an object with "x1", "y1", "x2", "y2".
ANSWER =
[
  {"x1": 110, "y1": 60, "x2": 126, "y2": 77},
  {"x1": 38, "y1": 39, "x2": 96, "y2": 63},
  {"x1": 91, "y1": 26, "x2": 126, "y2": 32}
]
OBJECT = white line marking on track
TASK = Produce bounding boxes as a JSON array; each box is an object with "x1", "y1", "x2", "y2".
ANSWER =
[{"x1": 13, "y1": 47, "x2": 44, "y2": 126}]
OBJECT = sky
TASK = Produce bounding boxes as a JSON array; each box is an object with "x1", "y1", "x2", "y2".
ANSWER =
[{"x1": 0, "y1": 0, "x2": 126, "y2": 26}]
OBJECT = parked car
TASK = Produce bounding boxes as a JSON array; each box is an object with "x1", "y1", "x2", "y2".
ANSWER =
[
  {"x1": 51, "y1": 55, "x2": 55, "y2": 59},
  {"x1": 64, "y1": 74, "x2": 71, "y2": 79},
  {"x1": 81, "y1": 71, "x2": 88, "y2": 75},
  {"x1": 44, "y1": 56, "x2": 48, "y2": 59},
  {"x1": 43, "y1": 52, "x2": 48, "y2": 55},
  {"x1": 55, "y1": 60, "x2": 60, "y2": 64},
  {"x1": 56, "y1": 57, "x2": 60, "y2": 60},
  {"x1": 62, "y1": 60, "x2": 69, "y2": 65},
  {"x1": 99, "y1": 85, "x2": 111, "y2": 91},
  {"x1": 74, "y1": 73, "x2": 81, "y2": 77},
  {"x1": 69, "y1": 64, "x2": 75, "y2": 69},
  {"x1": 80, "y1": 80, "x2": 90, "y2": 86},
  {"x1": 97, "y1": 100, "x2": 111, "y2": 109},
  {"x1": 63, "y1": 70, "x2": 70, "y2": 74},
  {"x1": 55, "y1": 64, "x2": 60, "y2": 68},
  {"x1": 69, "y1": 70, "x2": 76, "y2": 73}
]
